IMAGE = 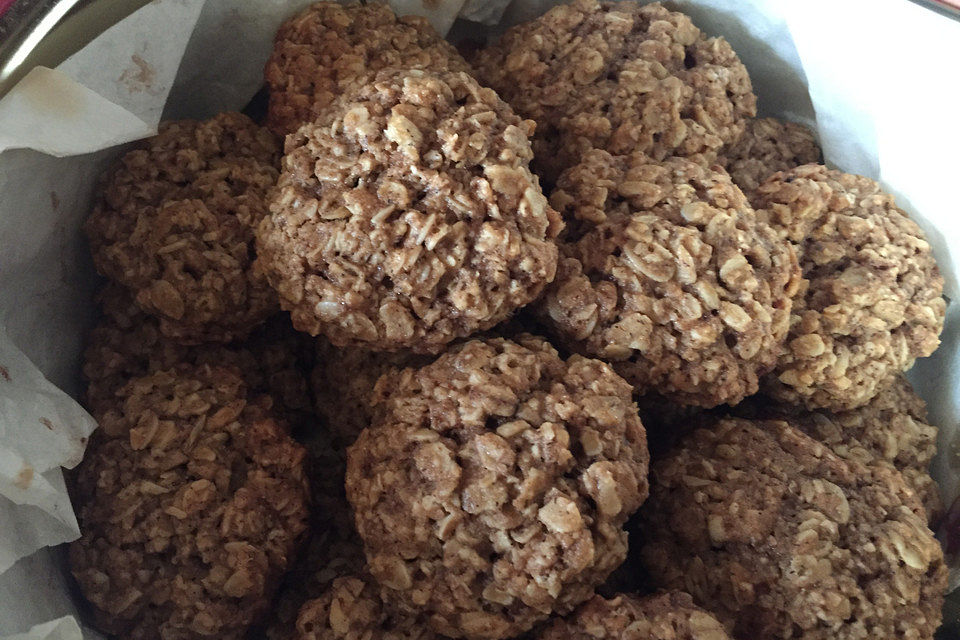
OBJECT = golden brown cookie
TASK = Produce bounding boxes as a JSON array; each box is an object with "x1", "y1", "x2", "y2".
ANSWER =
[
  {"x1": 474, "y1": 0, "x2": 755, "y2": 183},
  {"x1": 639, "y1": 418, "x2": 946, "y2": 640},
  {"x1": 84, "y1": 113, "x2": 280, "y2": 344},
  {"x1": 345, "y1": 336, "x2": 649, "y2": 639},
  {"x1": 539, "y1": 591, "x2": 730, "y2": 640},
  {"x1": 719, "y1": 117, "x2": 820, "y2": 196},
  {"x1": 540, "y1": 151, "x2": 800, "y2": 407},
  {"x1": 257, "y1": 70, "x2": 562, "y2": 353},
  {"x1": 70, "y1": 365, "x2": 310, "y2": 640},
  {"x1": 264, "y1": 1, "x2": 470, "y2": 136},
  {"x1": 754, "y1": 165, "x2": 945, "y2": 410}
]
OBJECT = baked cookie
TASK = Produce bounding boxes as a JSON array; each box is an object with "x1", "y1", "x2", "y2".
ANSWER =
[
  {"x1": 84, "y1": 113, "x2": 280, "y2": 344},
  {"x1": 257, "y1": 70, "x2": 562, "y2": 353},
  {"x1": 346, "y1": 336, "x2": 649, "y2": 639},
  {"x1": 639, "y1": 418, "x2": 946, "y2": 640},
  {"x1": 719, "y1": 117, "x2": 820, "y2": 196},
  {"x1": 754, "y1": 165, "x2": 945, "y2": 410},
  {"x1": 474, "y1": 0, "x2": 755, "y2": 182}
]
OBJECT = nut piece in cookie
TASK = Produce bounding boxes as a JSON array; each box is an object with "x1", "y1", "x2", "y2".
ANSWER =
[
  {"x1": 736, "y1": 375, "x2": 941, "y2": 522},
  {"x1": 473, "y1": 0, "x2": 756, "y2": 182},
  {"x1": 639, "y1": 418, "x2": 946, "y2": 640},
  {"x1": 264, "y1": 0, "x2": 471, "y2": 136},
  {"x1": 345, "y1": 336, "x2": 649, "y2": 639},
  {"x1": 754, "y1": 164, "x2": 945, "y2": 410},
  {"x1": 719, "y1": 117, "x2": 821, "y2": 196},
  {"x1": 296, "y1": 572, "x2": 436, "y2": 640},
  {"x1": 69, "y1": 365, "x2": 310, "y2": 640},
  {"x1": 541, "y1": 151, "x2": 800, "y2": 407},
  {"x1": 539, "y1": 591, "x2": 730, "y2": 640},
  {"x1": 257, "y1": 70, "x2": 562, "y2": 353},
  {"x1": 84, "y1": 113, "x2": 280, "y2": 344}
]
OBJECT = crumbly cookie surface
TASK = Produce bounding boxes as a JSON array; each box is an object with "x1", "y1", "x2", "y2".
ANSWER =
[
  {"x1": 345, "y1": 336, "x2": 649, "y2": 639},
  {"x1": 738, "y1": 376, "x2": 941, "y2": 521},
  {"x1": 265, "y1": 1, "x2": 471, "y2": 136},
  {"x1": 719, "y1": 117, "x2": 820, "y2": 196},
  {"x1": 473, "y1": 0, "x2": 755, "y2": 182},
  {"x1": 70, "y1": 365, "x2": 310, "y2": 640},
  {"x1": 541, "y1": 151, "x2": 799, "y2": 407},
  {"x1": 257, "y1": 70, "x2": 562, "y2": 353},
  {"x1": 754, "y1": 165, "x2": 945, "y2": 410},
  {"x1": 539, "y1": 591, "x2": 730, "y2": 640},
  {"x1": 83, "y1": 284, "x2": 312, "y2": 428},
  {"x1": 639, "y1": 418, "x2": 946, "y2": 640},
  {"x1": 84, "y1": 113, "x2": 280, "y2": 343}
]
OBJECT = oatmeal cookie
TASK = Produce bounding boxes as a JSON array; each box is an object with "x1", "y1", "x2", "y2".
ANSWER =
[
  {"x1": 257, "y1": 70, "x2": 562, "y2": 353},
  {"x1": 84, "y1": 113, "x2": 280, "y2": 344},
  {"x1": 541, "y1": 152, "x2": 799, "y2": 407},
  {"x1": 639, "y1": 418, "x2": 946, "y2": 640},
  {"x1": 754, "y1": 165, "x2": 945, "y2": 410},
  {"x1": 69, "y1": 365, "x2": 310, "y2": 640},
  {"x1": 473, "y1": 0, "x2": 756, "y2": 183},
  {"x1": 83, "y1": 285, "x2": 312, "y2": 428},
  {"x1": 265, "y1": 1, "x2": 471, "y2": 136},
  {"x1": 539, "y1": 591, "x2": 730, "y2": 640},
  {"x1": 296, "y1": 572, "x2": 437, "y2": 640},
  {"x1": 346, "y1": 336, "x2": 649, "y2": 639},
  {"x1": 737, "y1": 375, "x2": 941, "y2": 521},
  {"x1": 719, "y1": 117, "x2": 820, "y2": 196}
]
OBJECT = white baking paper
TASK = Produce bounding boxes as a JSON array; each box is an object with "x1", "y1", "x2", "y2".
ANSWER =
[
  {"x1": 0, "y1": 0, "x2": 958, "y2": 636},
  {"x1": 0, "y1": 618, "x2": 82, "y2": 640}
]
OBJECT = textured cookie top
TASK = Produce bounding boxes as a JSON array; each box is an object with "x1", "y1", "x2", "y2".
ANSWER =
[
  {"x1": 297, "y1": 573, "x2": 437, "y2": 640},
  {"x1": 84, "y1": 113, "x2": 280, "y2": 344},
  {"x1": 639, "y1": 418, "x2": 946, "y2": 640},
  {"x1": 754, "y1": 165, "x2": 945, "y2": 410},
  {"x1": 345, "y1": 336, "x2": 649, "y2": 639},
  {"x1": 541, "y1": 151, "x2": 799, "y2": 407},
  {"x1": 738, "y1": 375, "x2": 941, "y2": 521},
  {"x1": 257, "y1": 70, "x2": 562, "y2": 353},
  {"x1": 265, "y1": 1, "x2": 470, "y2": 136},
  {"x1": 70, "y1": 365, "x2": 310, "y2": 640},
  {"x1": 719, "y1": 117, "x2": 820, "y2": 196},
  {"x1": 83, "y1": 284, "x2": 312, "y2": 428},
  {"x1": 473, "y1": 0, "x2": 755, "y2": 182},
  {"x1": 539, "y1": 591, "x2": 730, "y2": 640}
]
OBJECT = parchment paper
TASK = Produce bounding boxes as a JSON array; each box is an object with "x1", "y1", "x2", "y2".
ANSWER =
[{"x1": 0, "y1": 0, "x2": 957, "y2": 636}]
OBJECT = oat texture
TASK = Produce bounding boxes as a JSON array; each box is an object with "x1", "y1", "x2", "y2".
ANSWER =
[
  {"x1": 719, "y1": 117, "x2": 820, "y2": 196},
  {"x1": 265, "y1": 1, "x2": 471, "y2": 136},
  {"x1": 345, "y1": 336, "x2": 649, "y2": 639},
  {"x1": 541, "y1": 151, "x2": 799, "y2": 407},
  {"x1": 639, "y1": 418, "x2": 946, "y2": 640},
  {"x1": 70, "y1": 365, "x2": 310, "y2": 640},
  {"x1": 473, "y1": 0, "x2": 755, "y2": 182},
  {"x1": 754, "y1": 165, "x2": 945, "y2": 410},
  {"x1": 539, "y1": 591, "x2": 730, "y2": 640},
  {"x1": 737, "y1": 375, "x2": 941, "y2": 521},
  {"x1": 84, "y1": 113, "x2": 280, "y2": 344},
  {"x1": 257, "y1": 70, "x2": 562, "y2": 353},
  {"x1": 83, "y1": 284, "x2": 312, "y2": 428}
]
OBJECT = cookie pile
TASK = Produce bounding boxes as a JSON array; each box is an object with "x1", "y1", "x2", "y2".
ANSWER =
[{"x1": 69, "y1": 2, "x2": 949, "y2": 640}]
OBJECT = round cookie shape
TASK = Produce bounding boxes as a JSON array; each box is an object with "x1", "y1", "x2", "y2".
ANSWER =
[
  {"x1": 296, "y1": 572, "x2": 437, "y2": 640},
  {"x1": 69, "y1": 365, "x2": 310, "y2": 640},
  {"x1": 84, "y1": 113, "x2": 280, "y2": 344},
  {"x1": 473, "y1": 0, "x2": 756, "y2": 182},
  {"x1": 265, "y1": 0, "x2": 471, "y2": 136},
  {"x1": 257, "y1": 70, "x2": 562, "y2": 353},
  {"x1": 345, "y1": 336, "x2": 649, "y2": 639},
  {"x1": 539, "y1": 591, "x2": 730, "y2": 640},
  {"x1": 639, "y1": 418, "x2": 946, "y2": 640},
  {"x1": 754, "y1": 164, "x2": 945, "y2": 410},
  {"x1": 737, "y1": 375, "x2": 941, "y2": 521},
  {"x1": 719, "y1": 117, "x2": 820, "y2": 196},
  {"x1": 542, "y1": 151, "x2": 800, "y2": 407}
]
